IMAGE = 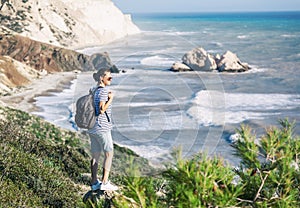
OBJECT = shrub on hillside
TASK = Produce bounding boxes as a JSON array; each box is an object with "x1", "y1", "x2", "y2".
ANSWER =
[
  {"x1": 112, "y1": 119, "x2": 299, "y2": 208},
  {"x1": 0, "y1": 106, "x2": 156, "y2": 207},
  {"x1": 0, "y1": 106, "x2": 89, "y2": 207},
  {"x1": 163, "y1": 152, "x2": 243, "y2": 207},
  {"x1": 0, "y1": 142, "x2": 82, "y2": 207},
  {"x1": 234, "y1": 119, "x2": 300, "y2": 207}
]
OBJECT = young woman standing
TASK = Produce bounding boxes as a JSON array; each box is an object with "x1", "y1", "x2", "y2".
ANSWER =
[{"x1": 89, "y1": 68, "x2": 118, "y2": 191}]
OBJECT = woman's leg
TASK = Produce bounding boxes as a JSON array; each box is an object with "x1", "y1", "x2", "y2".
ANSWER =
[
  {"x1": 91, "y1": 152, "x2": 101, "y2": 184},
  {"x1": 89, "y1": 132, "x2": 103, "y2": 185},
  {"x1": 101, "y1": 131, "x2": 114, "y2": 183},
  {"x1": 102, "y1": 150, "x2": 113, "y2": 183}
]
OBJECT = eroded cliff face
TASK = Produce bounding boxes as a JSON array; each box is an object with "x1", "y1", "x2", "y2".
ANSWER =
[
  {"x1": 0, "y1": 0, "x2": 140, "y2": 49},
  {"x1": 0, "y1": 55, "x2": 40, "y2": 95},
  {"x1": 0, "y1": 32, "x2": 115, "y2": 71},
  {"x1": 0, "y1": 0, "x2": 133, "y2": 95},
  {"x1": 0, "y1": 32, "x2": 116, "y2": 95}
]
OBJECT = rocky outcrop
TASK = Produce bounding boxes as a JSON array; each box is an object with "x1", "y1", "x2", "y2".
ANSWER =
[
  {"x1": 182, "y1": 47, "x2": 217, "y2": 71},
  {"x1": 173, "y1": 47, "x2": 250, "y2": 73},
  {"x1": 216, "y1": 51, "x2": 250, "y2": 72},
  {"x1": 0, "y1": 32, "x2": 117, "y2": 95},
  {"x1": 0, "y1": 55, "x2": 41, "y2": 95},
  {"x1": 0, "y1": 0, "x2": 133, "y2": 96},
  {"x1": 0, "y1": 32, "x2": 115, "y2": 73},
  {"x1": 0, "y1": 0, "x2": 140, "y2": 49},
  {"x1": 170, "y1": 62, "x2": 191, "y2": 72}
]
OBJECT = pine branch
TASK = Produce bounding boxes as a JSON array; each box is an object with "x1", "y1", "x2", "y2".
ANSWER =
[{"x1": 253, "y1": 170, "x2": 270, "y2": 202}]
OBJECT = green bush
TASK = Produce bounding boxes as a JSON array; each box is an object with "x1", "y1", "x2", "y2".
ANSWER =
[
  {"x1": 234, "y1": 119, "x2": 300, "y2": 207},
  {"x1": 113, "y1": 157, "x2": 164, "y2": 208},
  {"x1": 163, "y1": 151, "x2": 243, "y2": 207},
  {"x1": 113, "y1": 152, "x2": 243, "y2": 208},
  {"x1": 113, "y1": 119, "x2": 299, "y2": 208}
]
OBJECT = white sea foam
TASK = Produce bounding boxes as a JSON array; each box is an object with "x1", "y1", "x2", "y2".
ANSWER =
[
  {"x1": 221, "y1": 66, "x2": 269, "y2": 74},
  {"x1": 161, "y1": 30, "x2": 198, "y2": 36},
  {"x1": 114, "y1": 100, "x2": 179, "y2": 108},
  {"x1": 32, "y1": 79, "x2": 78, "y2": 130},
  {"x1": 173, "y1": 31, "x2": 198, "y2": 36},
  {"x1": 151, "y1": 46, "x2": 182, "y2": 54},
  {"x1": 281, "y1": 34, "x2": 297, "y2": 38},
  {"x1": 286, "y1": 53, "x2": 300, "y2": 59},
  {"x1": 115, "y1": 143, "x2": 170, "y2": 164},
  {"x1": 210, "y1": 41, "x2": 223, "y2": 47},
  {"x1": 237, "y1": 35, "x2": 248, "y2": 39},
  {"x1": 140, "y1": 55, "x2": 176, "y2": 66},
  {"x1": 243, "y1": 66, "x2": 269, "y2": 73},
  {"x1": 207, "y1": 49, "x2": 219, "y2": 54},
  {"x1": 187, "y1": 90, "x2": 300, "y2": 126},
  {"x1": 115, "y1": 112, "x2": 187, "y2": 131}
]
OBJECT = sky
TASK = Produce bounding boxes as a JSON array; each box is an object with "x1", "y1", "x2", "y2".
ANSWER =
[{"x1": 112, "y1": 0, "x2": 300, "y2": 13}]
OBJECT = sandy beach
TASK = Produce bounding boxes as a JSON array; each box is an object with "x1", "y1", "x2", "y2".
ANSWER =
[{"x1": 0, "y1": 71, "x2": 78, "y2": 113}]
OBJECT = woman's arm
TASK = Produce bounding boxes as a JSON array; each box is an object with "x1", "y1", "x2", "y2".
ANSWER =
[{"x1": 99, "y1": 92, "x2": 113, "y2": 113}]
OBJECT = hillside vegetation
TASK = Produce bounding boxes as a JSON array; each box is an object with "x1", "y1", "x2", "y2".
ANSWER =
[
  {"x1": 0, "y1": 106, "x2": 154, "y2": 207},
  {"x1": 113, "y1": 120, "x2": 300, "y2": 208},
  {"x1": 0, "y1": 106, "x2": 299, "y2": 207}
]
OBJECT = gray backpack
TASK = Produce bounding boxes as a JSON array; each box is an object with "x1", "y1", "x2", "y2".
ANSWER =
[{"x1": 75, "y1": 88, "x2": 98, "y2": 129}]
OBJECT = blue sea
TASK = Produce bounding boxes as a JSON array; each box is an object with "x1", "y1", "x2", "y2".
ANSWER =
[{"x1": 34, "y1": 12, "x2": 300, "y2": 166}]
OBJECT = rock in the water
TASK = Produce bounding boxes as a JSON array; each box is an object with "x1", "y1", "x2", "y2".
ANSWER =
[
  {"x1": 217, "y1": 51, "x2": 250, "y2": 72},
  {"x1": 170, "y1": 62, "x2": 191, "y2": 72},
  {"x1": 182, "y1": 47, "x2": 217, "y2": 71}
]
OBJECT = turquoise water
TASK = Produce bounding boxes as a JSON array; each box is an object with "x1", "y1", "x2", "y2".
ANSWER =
[
  {"x1": 134, "y1": 12, "x2": 300, "y2": 32},
  {"x1": 35, "y1": 12, "x2": 300, "y2": 166},
  {"x1": 82, "y1": 11, "x2": 300, "y2": 93}
]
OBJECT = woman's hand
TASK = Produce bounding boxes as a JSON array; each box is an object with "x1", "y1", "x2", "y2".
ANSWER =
[
  {"x1": 108, "y1": 92, "x2": 114, "y2": 100},
  {"x1": 100, "y1": 92, "x2": 114, "y2": 114}
]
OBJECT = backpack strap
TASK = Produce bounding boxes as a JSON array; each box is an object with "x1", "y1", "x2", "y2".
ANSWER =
[
  {"x1": 104, "y1": 111, "x2": 110, "y2": 122},
  {"x1": 92, "y1": 86, "x2": 110, "y2": 122},
  {"x1": 90, "y1": 86, "x2": 100, "y2": 116}
]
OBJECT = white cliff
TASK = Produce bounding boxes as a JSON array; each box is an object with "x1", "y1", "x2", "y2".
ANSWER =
[{"x1": 0, "y1": 0, "x2": 140, "y2": 49}]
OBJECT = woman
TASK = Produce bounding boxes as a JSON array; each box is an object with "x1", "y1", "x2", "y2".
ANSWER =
[{"x1": 88, "y1": 68, "x2": 118, "y2": 191}]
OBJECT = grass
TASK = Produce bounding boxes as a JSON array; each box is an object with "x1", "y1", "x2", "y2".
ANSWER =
[{"x1": 0, "y1": 106, "x2": 154, "y2": 207}]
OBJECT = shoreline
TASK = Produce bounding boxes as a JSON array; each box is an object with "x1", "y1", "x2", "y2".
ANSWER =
[
  {"x1": 2, "y1": 68, "x2": 298, "y2": 168},
  {"x1": 0, "y1": 71, "x2": 78, "y2": 113}
]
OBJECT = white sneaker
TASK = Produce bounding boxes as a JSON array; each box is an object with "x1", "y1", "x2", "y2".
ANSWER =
[
  {"x1": 91, "y1": 179, "x2": 101, "y2": 191},
  {"x1": 100, "y1": 181, "x2": 118, "y2": 191}
]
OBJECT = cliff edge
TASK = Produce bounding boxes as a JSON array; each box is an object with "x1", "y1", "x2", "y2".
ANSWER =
[
  {"x1": 0, "y1": 0, "x2": 139, "y2": 95},
  {"x1": 0, "y1": 0, "x2": 140, "y2": 49}
]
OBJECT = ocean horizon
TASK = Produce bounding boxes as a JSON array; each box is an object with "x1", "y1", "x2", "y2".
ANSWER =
[{"x1": 34, "y1": 11, "x2": 300, "y2": 166}]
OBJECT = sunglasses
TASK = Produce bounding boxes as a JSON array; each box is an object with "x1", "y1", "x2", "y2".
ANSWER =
[{"x1": 107, "y1": 77, "x2": 113, "y2": 81}]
